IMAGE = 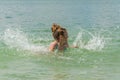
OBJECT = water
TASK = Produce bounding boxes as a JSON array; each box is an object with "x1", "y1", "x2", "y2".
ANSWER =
[{"x1": 0, "y1": 0, "x2": 120, "y2": 80}]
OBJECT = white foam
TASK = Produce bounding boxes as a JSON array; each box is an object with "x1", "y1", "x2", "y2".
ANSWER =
[
  {"x1": 84, "y1": 35, "x2": 105, "y2": 51},
  {"x1": 73, "y1": 31, "x2": 105, "y2": 51},
  {"x1": 3, "y1": 28, "x2": 48, "y2": 53},
  {"x1": 73, "y1": 32, "x2": 83, "y2": 47}
]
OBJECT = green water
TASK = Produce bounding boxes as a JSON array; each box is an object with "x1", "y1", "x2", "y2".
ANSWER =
[{"x1": 0, "y1": 0, "x2": 120, "y2": 80}]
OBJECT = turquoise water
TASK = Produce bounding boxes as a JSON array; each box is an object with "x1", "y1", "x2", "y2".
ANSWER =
[{"x1": 0, "y1": 0, "x2": 120, "y2": 80}]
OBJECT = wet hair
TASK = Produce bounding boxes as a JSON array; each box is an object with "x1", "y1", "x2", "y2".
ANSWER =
[
  {"x1": 51, "y1": 23, "x2": 60, "y2": 32},
  {"x1": 51, "y1": 23, "x2": 69, "y2": 51},
  {"x1": 53, "y1": 27, "x2": 68, "y2": 42}
]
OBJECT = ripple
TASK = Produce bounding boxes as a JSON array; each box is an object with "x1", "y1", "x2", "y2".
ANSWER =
[{"x1": 5, "y1": 16, "x2": 13, "y2": 19}]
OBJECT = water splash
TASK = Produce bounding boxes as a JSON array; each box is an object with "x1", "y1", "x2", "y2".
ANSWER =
[
  {"x1": 84, "y1": 35, "x2": 105, "y2": 51},
  {"x1": 2, "y1": 28, "x2": 48, "y2": 53},
  {"x1": 73, "y1": 32, "x2": 83, "y2": 47},
  {"x1": 73, "y1": 31, "x2": 105, "y2": 51}
]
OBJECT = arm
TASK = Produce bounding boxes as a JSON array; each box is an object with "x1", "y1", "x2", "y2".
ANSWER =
[{"x1": 49, "y1": 41, "x2": 58, "y2": 52}]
